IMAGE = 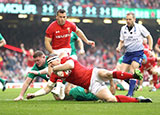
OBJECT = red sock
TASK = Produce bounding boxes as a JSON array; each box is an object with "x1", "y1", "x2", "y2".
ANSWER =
[
  {"x1": 113, "y1": 71, "x2": 134, "y2": 80},
  {"x1": 115, "y1": 95, "x2": 139, "y2": 103},
  {"x1": 155, "y1": 83, "x2": 160, "y2": 89},
  {"x1": 153, "y1": 75, "x2": 158, "y2": 87}
]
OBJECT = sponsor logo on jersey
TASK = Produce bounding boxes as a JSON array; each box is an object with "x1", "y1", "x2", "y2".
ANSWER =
[
  {"x1": 56, "y1": 34, "x2": 70, "y2": 39},
  {"x1": 56, "y1": 31, "x2": 60, "y2": 33}
]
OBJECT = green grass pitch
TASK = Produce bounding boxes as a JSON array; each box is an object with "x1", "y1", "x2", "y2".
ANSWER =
[{"x1": 0, "y1": 87, "x2": 159, "y2": 115}]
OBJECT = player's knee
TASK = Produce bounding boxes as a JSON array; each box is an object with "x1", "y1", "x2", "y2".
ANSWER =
[
  {"x1": 105, "y1": 96, "x2": 117, "y2": 102},
  {"x1": 98, "y1": 69, "x2": 112, "y2": 78}
]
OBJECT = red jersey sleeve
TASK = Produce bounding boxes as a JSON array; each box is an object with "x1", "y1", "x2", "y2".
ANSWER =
[
  {"x1": 157, "y1": 38, "x2": 160, "y2": 46},
  {"x1": 61, "y1": 56, "x2": 73, "y2": 64},
  {"x1": 45, "y1": 22, "x2": 54, "y2": 38},
  {"x1": 69, "y1": 21, "x2": 77, "y2": 32},
  {"x1": 50, "y1": 72, "x2": 59, "y2": 83},
  {"x1": 148, "y1": 57, "x2": 157, "y2": 66}
]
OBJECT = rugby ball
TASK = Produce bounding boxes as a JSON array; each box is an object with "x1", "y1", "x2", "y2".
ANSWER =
[{"x1": 56, "y1": 70, "x2": 72, "y2": 77}]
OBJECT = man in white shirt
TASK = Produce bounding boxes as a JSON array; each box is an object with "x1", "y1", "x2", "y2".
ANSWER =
[{"x1": 116, "y1": 12, "x2": 153, "y2": 97}]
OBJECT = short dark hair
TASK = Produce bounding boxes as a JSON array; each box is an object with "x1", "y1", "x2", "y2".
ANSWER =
[
  {"x1": 56, "y1": 9, "x2": 66, "y2": 16},
  {"x1": 126, "y1": 12, "x2": 135, "y2": 18},
  {"x1": 33, "y1": 50, "x2": 44, "y2": 58}
]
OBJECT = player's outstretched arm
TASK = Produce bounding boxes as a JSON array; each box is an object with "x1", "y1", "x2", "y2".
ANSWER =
[
  {"x1": 77, "y1": 38, "x2": 85, "y2": 55},
  {"x1": 53, "y1": 60, "x2": 74, "y2": 71},
  {"x1": 27, "y1": 80, "x2": 55, "y2": 99},
  {"x1": 14, "y1": 77, "x2": 33, "y2": 101},
  {"x1": 75, "y1": 27, "x2": 95, "y2": 47},
  {"x1": 20, "y1": 43, "x2": 27, "y2": 55},
  {"x1": 28, "y1": 67, "x2": 48, "y2": 75}
]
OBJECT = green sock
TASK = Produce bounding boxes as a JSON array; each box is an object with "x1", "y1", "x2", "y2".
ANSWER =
[{"x1": 0, "y1": 78, "x2": 5, "y2": 85}]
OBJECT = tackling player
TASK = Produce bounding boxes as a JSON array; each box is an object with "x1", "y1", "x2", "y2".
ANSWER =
[
  {"x1": 64, "y1": 83, "x2": 99, "y2": 101},
  {"x1": 27, "y1": 54, "x2": 152, "y2": 103},
  {"x1": 14, "y1": 50, "x2": 49, "y2": 101}
]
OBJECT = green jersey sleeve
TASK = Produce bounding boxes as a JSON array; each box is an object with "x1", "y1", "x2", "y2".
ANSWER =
[
  {"x1": 70, "y1": 32, "x2": 79, "y2": 55},
  {"x1": 27, "y1": 57, "x2": 49, "y2": 81},
  {"x1": 0, "y1": 33, "x2": 4, "y2": 41}
]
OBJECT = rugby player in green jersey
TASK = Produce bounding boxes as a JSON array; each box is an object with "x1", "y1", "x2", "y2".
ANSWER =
[
  {"x1": 70, "y1": 32, "x2": 85, "y2": 60},
  {"x1": 14, "y1": 50, "x2": 49, "y2": 101}
]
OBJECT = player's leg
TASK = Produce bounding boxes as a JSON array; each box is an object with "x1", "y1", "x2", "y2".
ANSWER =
[
  {"x1": 95, "y1": 87, "x2": 117, "y2": 102},
  {"x1": 152, "y1": 74, "x2": 158, "y2": 88},
  {"x1": 138, "y1": 79, "x2": 143, "y2": 91},
  {"x1": 90, "y1": 68, "x2": 151, "y2": 103},
  {"x1": 95, "y1": 85, "x2": 151, "y2": 103},
  {"x1": 0, "y1": 78, "x2": 7, "y2": 91},
  {"x1": 155, "y1": 83, "x2": 160, "y2": 89},
  {"x1": 126, "y1": 61, "x2": 140, "y2": 97},
  {"x1": 98, "y1": 69, "x2": 143, "y2": 81}
]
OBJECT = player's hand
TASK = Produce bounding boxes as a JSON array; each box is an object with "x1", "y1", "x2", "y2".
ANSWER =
[
  {"x1": 26, "y1": 93, "x2": 35, "y2": 100},
  {"x1": 79, "y1": 49, "x2": 85, "y2": 55},
  {"x1": 14, "y1": 95, "x2": 24, "y2": 101},
  {"x1": 20, "y1": 43, "x2": 24, "y2": 48},
  {"x1": 87, "y1": 40, "x2": 95, "y2": 47},
  {"x1": 116, "y1": 47, "x2": 121, "y2": 53}
]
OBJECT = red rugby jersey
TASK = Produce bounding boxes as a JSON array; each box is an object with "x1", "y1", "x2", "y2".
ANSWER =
[
  {"x1": 50, "y1": 57, "x2": 93, "y2": 90},
  {"x1": 45, "y1": 21, "x2": 77, "y2": 49}
]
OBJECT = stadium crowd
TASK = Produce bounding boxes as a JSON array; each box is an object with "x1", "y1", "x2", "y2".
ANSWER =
[{"x1": 0, "y1": 0, "x2": 159, "y2": 9}]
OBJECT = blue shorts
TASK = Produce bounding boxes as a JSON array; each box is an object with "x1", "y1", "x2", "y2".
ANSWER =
[{"x1": 122, "y1": 50, "x2": 144, "y2": 65}]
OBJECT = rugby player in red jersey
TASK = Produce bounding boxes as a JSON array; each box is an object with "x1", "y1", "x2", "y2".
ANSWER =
[
  {"x1": 20, "y1": 43, "x2": 35, "y2": 71},
  {"x1": 45, "y1": 9, "x2": 95, "y2": 56},
  {"x1": 140, "y1": 54, "x2": 160, "y2": 91},
  {"x1": 44, "y1": 9, "x2": 95, "y2": 98},
  {"x1": 27, "y1": 54, "x2": 152, "y2": 103}
]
